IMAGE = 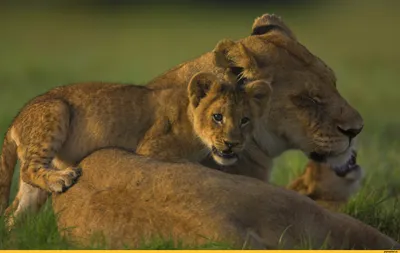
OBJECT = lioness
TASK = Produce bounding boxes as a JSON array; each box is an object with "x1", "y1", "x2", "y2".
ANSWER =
[
  {"x1": 146, "y1": 14, "x2": 364, "y2": 205},
  {"x1": 53, "y1": 148, "x2": 399, "y2": 249},
  {"x1": 0, "y1": 72, "x2": 271, "y2": 221}
]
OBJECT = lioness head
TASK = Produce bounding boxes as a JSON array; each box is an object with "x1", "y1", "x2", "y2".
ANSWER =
[
  {"x1": 188, "y1": 72, "x2": 272, "y2": 166},
  {"x1": 213, "y1": 14, "x2": 363, "y2": 173}
]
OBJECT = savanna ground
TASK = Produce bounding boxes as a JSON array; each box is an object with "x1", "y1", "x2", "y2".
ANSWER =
[{"x1": 0, "y1": 0, "x2": 399, "y2": 249}]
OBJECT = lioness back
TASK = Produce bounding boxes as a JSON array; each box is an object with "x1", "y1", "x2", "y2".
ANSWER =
[{"x1": 53, "y1": 148, "x2": 400, "y2": 250}]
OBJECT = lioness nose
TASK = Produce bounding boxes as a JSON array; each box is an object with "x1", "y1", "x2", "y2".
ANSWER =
[
  {"x1": 337, "y1": 125, "x2": 363, "y2": 139},
  {"x1": 224, "y1": 141, "x2": 239, "y2": 149}
]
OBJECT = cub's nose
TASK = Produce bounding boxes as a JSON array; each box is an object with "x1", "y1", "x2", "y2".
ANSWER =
[{"x1": 337, "y1": 125, "x2": 363, "y2": 139}]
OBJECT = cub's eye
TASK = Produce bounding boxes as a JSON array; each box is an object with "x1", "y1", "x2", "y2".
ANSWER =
[
  {"x1": 240, "y1": 117, "x2": 250, "y2": 126},
  {"x1": 213, "y1": 113, "x2": 223, "y2": 122}
]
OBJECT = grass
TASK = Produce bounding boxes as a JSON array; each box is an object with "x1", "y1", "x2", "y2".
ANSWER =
[{"x1": 0, "y1": 0, "x2": 399, "y2": 249}]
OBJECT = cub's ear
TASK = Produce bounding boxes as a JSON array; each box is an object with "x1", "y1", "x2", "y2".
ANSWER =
[
  {"x1": 244, "y1": 80, "x2": 273, "y2": 117},
  {"x1": 251, "y1": 13, "x2": 296, "y2": 40},
  {"x1": 188, "y1": 72, "x2": 220, "y2": 108},
  {"x1": 212, "y1": 39, "x2": 259, "y2": 80}
]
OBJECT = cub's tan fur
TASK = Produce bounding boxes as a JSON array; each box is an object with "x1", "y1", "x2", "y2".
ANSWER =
[
  {"x1": 1, "y1": 72, "x2": 271, "y2": 221},
  {"x1": 53, "y1": 148, "x2": 399, "y2": 249},
  {"x1": 288, "y1": 153, "x2": 364, "y2": 211},
  {"x1": 146, "y1": 14, "x2": 364, "y2": 201}
]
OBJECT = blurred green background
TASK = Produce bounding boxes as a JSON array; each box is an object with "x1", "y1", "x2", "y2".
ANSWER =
[{"x1": 0, "y1": 0, "x2": 399, "y2": 248}]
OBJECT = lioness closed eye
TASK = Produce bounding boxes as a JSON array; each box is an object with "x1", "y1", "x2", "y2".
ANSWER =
[{"x1": 0, "y1": 71, "x2": 271, "y2": 223}]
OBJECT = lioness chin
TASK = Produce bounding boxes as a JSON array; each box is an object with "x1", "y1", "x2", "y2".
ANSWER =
[{"x1": 53, "y1": 148, "x2": 399, "y2": 250}]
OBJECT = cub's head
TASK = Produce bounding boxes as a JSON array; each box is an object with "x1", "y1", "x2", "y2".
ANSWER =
[
  {"x1": 213, "y1": 14, "x2": 363, "y2": 174},
  {"x1": 188, "y1": 72, "x2": 271, "y2": 166}
]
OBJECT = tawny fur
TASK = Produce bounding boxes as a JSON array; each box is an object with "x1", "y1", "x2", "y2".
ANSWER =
[
  {"x1": 2, "y1": 13, "x2": 364, "y2": 220},
  {"x1": 146, "y1": 14, "x2": 364, "y2": 201},
  {"x1": 288, "y1": 159, "x2": 363, "y2": 211},
  {"x1": 0, "y1": 72, "x2": 270, "y2": 222},
  {"x1": 52, "y1": 148, "x2": 399, "y2": 250}
]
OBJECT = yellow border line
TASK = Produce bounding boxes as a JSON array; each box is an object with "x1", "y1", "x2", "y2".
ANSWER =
[{"x1": 0, "y1": 250, "x2": 397, "y2": 252}]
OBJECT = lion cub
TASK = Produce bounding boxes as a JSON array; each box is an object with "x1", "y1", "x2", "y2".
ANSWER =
[
  {"x1": 137, "y1": 72, "x2": 271, "y2": 166},
  {"x1": 0, "y1": 71, "x2": 271, "y2": 220}
]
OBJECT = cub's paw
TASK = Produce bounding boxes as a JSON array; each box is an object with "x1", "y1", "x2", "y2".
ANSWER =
[
  {"x1": 47, "y1": 167, "x2": 82, "y2": 193},
  {"x1": 287, "y1": 156, "x2": 364, "y2": 207}
]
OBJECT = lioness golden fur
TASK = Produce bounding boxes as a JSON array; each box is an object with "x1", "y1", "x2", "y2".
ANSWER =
[
  {"x1": 147, "y1": 15, "x2": 363, "y2": 176},
  {"x1": 145, "y1": 14, "x2": 364, "y2": 205},
  {"x1": 52, "y1": 148, "x2": 399, "y2": 250},
  {"x1": 1, "y1": 13, "x2": 363, "y2": 220},
  {"x1": 0, "y1": 72, "x2": 271, "y2": 222}
]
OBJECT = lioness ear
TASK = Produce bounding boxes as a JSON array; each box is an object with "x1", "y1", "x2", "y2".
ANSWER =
[
  {"x1": 213, "y1": 39, "x2": 259, "y2": 79},
  {"x1": 244, "y1": 80, "x2": 273, "y2": 116},
  {"x1": 251, "y1": 13, "x2": 296, "y2": 40},
  {"x1": 188, "y1": 72, "x2": 220, "y2": 108}
]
